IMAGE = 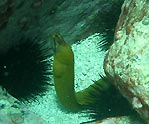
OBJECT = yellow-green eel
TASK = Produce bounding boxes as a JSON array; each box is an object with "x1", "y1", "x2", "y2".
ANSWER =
[{"x1": 53, "y1": 34, "x2": 110, "y2": 112}]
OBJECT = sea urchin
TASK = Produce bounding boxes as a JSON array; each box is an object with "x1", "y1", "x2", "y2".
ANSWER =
[{"x1": 0, "y1": 37, "x2": 52, "y2": 101}]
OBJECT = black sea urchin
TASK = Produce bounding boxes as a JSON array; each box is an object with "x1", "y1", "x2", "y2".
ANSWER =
[
  {"x1": 0, "y1": 37, "x2": 53, "y2": 101},
  {"x1": 80, "y1": 76, "x2": 135, "y2": 124},
  {"x1": 96, "y1": 0, "x2": 124, "y2": 50}
]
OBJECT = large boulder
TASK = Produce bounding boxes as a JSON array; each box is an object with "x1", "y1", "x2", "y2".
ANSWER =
[{"x1": 104, "y1": 0, "x2": 149, "y2": 123}]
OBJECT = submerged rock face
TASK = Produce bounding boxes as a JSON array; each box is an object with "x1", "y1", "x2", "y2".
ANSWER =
[
  {"x1": 104, "y1": 0, "x2": 149, "y2": 123},
  {"x1": 90, "y1": 116, "x2": 143, "y2": 124},
  {"x1": 0, "y1": 0, "x2": 122, "y2": 54}
]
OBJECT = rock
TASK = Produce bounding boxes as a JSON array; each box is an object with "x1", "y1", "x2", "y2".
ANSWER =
[
  {"x1": 0, "y1": 87, "x2": 48, "y2": 124},
  {"x1": 0, "y1": 0, "x2": 122, "y2": 54},
  {"x1": 104, "y1": 0, "x2": 149, "y2": 123},
  {"x1": 89, "y1": 116, "x2": 143, "y2": 124}
]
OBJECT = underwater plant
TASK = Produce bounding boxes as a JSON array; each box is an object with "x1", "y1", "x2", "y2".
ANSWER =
[{"x1": 0, "y1": 37, "x2": 53, "y2": 101}]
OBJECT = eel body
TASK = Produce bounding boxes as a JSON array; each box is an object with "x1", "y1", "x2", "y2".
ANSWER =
[
  {"x1": 53, "y1": 34, "x2": 82, "y2": 112},
  {"x1": 52, "y1": 34, "x2": 111, "y2": 112}
]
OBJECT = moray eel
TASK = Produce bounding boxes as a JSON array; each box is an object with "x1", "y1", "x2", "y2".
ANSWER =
[
  {"x1": 52, "y1": 34, "x2": 133, "y2": 123},
  {"x1": 52, "y1": 33, "x2": 111, "y2": 112},
  {"x1": 75, "y1": 77, "x2": 111, "y2": 105},
  {"x1": 53, "y1": 33, "x2": 82, "y2": 112}
]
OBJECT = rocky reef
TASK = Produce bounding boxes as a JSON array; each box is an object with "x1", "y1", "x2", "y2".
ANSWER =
[
  {"x1": 0, "y1": 86, "x2": 48, "y2": 124},
  {"x1": 0, "y1": 0, "x2": 121, "y2": 54},
  {"x1": 104, "y1": 0, "x2": 149, "y2": 123}
]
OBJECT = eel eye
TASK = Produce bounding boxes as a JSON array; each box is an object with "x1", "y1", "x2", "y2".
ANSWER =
[{"x1": 52, "y1": 33, "x2": 65, "y2": 53}]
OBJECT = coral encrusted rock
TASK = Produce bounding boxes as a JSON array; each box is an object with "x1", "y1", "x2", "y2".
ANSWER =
[{"x1": 104, "y1": 0, "x2": 149, "y2": 123}]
